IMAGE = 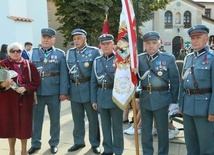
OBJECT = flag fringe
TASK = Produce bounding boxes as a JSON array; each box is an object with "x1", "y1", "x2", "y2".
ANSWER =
[{"x1": 112, "y1": 89, "x2": 135, "y2": 110}]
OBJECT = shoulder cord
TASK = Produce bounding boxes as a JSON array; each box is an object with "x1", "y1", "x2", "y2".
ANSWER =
[
  {"x1": 190, "y1": 55, "x2": 199, "y2": 89},
  {"x1": 93, "y1": 58, "x2": 104, "y2": 82},
  {"x1": 100, "y1": 58, "x2": 114, "y2": 82},
  {"x1": 66, "y1": 50, "x2": 76, "y2": 74},
  {"x1": 138, "y1": 70, "x2": 150, "y2": 80},
  {"x1": 37, "y1": 48, "x2": 49, "y2": 72},
  {"x1": 74, "y1": 51, "x2": 86, "y2": 78}
]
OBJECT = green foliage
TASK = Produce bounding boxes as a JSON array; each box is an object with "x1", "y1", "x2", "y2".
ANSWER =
[{"x1": 52, "y1": 0, "x2": 169, "y2": 47}]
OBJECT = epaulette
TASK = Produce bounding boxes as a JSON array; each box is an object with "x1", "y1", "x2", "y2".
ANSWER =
[
  {"x1": 94, "y1": 55, "x2": 103, "y2": 61},
  {"x1": 161, "y1": 51, "x2": 174, "y2": 57},
  {"x1": 208, "y1": 49, "x2": 214, "y2": 56},
  {"x1": 32, "y1": 47, "x2": 39, "y2": 51},
  {"x1": 138, "y1": 52, "x2": 146, "y2": 57},
  {"x1": 67, "y1": 47, "x2": 77, "y2": 52},
  {"x1": 186, "y1": 52, "x2": 194, "y2": 58},
  {"x1": 55, "y1": 48, "x2": 66, "y2": 56},
  {"x1": 87, "y1": 45, "x2": 99, "y2": 51}
]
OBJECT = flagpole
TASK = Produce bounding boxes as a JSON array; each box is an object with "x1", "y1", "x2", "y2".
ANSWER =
[
  {"x1": 134, "y1": 0, "x2": 140, "y2": 155},
  {"x1": 132, "y1": 96, "x2": 140, "y2": 155}
]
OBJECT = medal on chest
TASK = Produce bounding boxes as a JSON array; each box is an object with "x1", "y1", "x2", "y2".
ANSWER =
[
  {"x1": 84, "y1": 62, "x2": 89, "y2": 67},
  {"x1": 157, "y1": 71, "x2": 163, "y2": 76},
  {"x1": 44, "y1": 58, "x2": 48, "y2": 63},
  {"x1": 202, "y1": 53, "x2": 211, "y2": 65}
]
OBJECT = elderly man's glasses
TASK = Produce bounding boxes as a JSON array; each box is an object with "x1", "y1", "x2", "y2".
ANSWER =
[{"x1": 10, "y1": 49, "x2": 22, "y2": 53}]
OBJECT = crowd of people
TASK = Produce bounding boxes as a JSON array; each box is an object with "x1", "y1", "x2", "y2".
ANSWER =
[{"x1": 0, "y1": 24, "x2": 214, "y2": 155}]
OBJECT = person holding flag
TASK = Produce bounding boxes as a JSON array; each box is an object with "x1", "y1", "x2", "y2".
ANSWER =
[
  {"x1": 138, "y1": 31, "x2": 179, "y2": 155},
  {"x1": 91, "y1": 34, "x2": 124, "y2": 155}
]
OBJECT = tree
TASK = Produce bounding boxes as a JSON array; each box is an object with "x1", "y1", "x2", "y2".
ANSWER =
[{"x1": 52, "y1": 0, "x2": 169, "y2": 47}]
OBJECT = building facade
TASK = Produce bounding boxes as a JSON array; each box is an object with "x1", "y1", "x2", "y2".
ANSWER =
[
  {"x1": 142, "y1": 0, "x2": 214, "y2": 58},
  {"x1": 0, "y1": 0, "x2": 48, "y2": 48}
]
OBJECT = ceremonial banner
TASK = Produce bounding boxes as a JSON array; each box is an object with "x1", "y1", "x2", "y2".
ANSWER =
[
  {"x1": 112, "y1": 0, "x2": 138, "y2": 110},
  {"x1": 102, "y1": 19, "x2": 110, "y2": 34}
]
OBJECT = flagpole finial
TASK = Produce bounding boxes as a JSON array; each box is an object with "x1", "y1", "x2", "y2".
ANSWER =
[
  {"x1": 105, "y1": 6, "x2": 109, "y2": 21},
  {"x1": 105, "y1": 6, "x2": 109, "y2": 13}
]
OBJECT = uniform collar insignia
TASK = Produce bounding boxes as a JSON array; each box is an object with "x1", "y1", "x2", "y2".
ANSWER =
[
  {"x1": 103, "y1": 53, "x2": 114, "y2": 61},
  {"x1": 194, "y1": 48, "x2": 206, "y2": 57},
  {"x1": 76, "y1": 45, "x2": 87, "y2": 53},
  {"x1": 147, "y1": 52, "x2": 159, "y2": 61},
  {"x1": 41, "y1": 47, "x2": 53, "y2": 53}
]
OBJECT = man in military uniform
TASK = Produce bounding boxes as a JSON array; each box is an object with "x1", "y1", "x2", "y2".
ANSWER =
[
  {"x1": 91, "y1": 34, "x2": 124, "y2": 155},
  {"x1": 66, "y1": 28, "x2": 100, "y2": 154},
  {"x1": 138, "y1": 31, "x2": 179, "y2": 155},
  {"x1": 28, "y1": 28, "x2": 69, "y2": 154},
  {"x1": 179, "y1": 25, "x2": 214, "y2": 154}
]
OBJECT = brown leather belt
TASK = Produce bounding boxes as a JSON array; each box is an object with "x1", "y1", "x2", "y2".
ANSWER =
[
  {"x1": 41, "y1": 72, "x2": 59, "y2": 77},
  {"x1": 98, "y1": 84, "x2": 113, "y2": 89},
  {"x1": 71, "y1": 76, "x2": 90, "y2": 83},
  {"x1": 185, "y1": 88, "x2": 212, "y2": 95},
  {"x1": 142, "y1": 85, "x2": 169, "y2": 92}
]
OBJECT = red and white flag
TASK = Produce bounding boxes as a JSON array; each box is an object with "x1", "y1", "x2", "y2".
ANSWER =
[{"x1": 112, "y1": 0, "x2": 138, "y2": 110}]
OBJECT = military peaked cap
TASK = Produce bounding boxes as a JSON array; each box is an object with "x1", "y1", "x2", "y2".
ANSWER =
[
  {"x1": 188, "y1": 24, "x2": 209, "y2": 36},
  {"x1": 71, "y1": 28, "x2": 87, "y2": 36},
  {"x1": 98, "y1": 34, "x2": 114, "y2": 43},
  {"x1": 142, "y1": 31, "x2": 160, "y2": 42},
  {"x1": 41, "y1": 28, "x2": 56, "y2": 37}
]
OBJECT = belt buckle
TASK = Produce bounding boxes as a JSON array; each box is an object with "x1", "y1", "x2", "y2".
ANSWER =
[
  {"x1": 102, "y1": 83, "x2": 107, "y2": 89},
  {"x1": 186, "y1": 89, "x2": 190, "y2": 95},
  {"x1": 75, "y1": 78, "x2": 80, "y2": 84},
  {"x1": 147, "y1": 85, "x2": 152, "y2": 93}
]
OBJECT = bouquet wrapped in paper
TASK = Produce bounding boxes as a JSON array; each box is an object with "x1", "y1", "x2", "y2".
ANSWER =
[{"x1": 0, "y1": 67, "x2": 20, "y2": 92}]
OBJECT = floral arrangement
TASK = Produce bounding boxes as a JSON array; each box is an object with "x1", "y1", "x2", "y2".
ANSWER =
[{"x1": 0, "y1": 67, "x2": 20, "y2": 93}]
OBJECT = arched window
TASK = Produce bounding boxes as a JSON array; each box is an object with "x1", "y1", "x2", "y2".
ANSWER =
[
  {"x1": 165, "y1": 11, "x2": 173, "y2": 28},
  {"x1": 175, "y1": 12, "x2": 181, "y2": 24},
  {"x1": 183, "y1": 11, "x2": 191, "y2": 28}
]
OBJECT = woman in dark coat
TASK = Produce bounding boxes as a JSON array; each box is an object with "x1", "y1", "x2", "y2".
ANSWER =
[{"x1": 0, "y1": 42, "x2": 40, "y2": 155}]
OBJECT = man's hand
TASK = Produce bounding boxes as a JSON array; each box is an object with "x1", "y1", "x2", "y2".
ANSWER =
[
  {"x1": 92, "y1": 103, "x2": 98, "y2": 111},
  {"x1": 59, "y1": 94, "x2": 68, "y2": 101},
  {"x1": 208, "y1": 114, "x2": 214, "y2": 122}
]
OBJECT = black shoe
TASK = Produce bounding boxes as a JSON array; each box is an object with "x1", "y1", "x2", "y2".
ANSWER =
[
  {"x1": 92, "y1": 146, "x2": 101, "y2": 154},
  {"x1": 51, "y1": 146, "x2": 58, "y2": 154},
  {"x1": 101, "y1": 152, "x2": 113, "y2": 155},
  {"x1": 67, "y1": 144, "x2": 85, "y2": 152},
  {"x1": 27, "y1": 147, "x2": 41, "y2": 154}
]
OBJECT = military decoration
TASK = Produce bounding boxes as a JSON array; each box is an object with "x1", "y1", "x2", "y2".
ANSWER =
[
  {"x1": 158, "y1": 71, "x2": 163, "y2": 76},
  {"x1": 202, "y1": 53, "x2": 211, "y2": 65},
  {"x1": 49, "y1": 55, "x2": 58, "y2": 63},
  {"x1": 44, "y1": 58, "x2": 48, "y2": 63},
  {"x1": 84, "y1": 62, "x2": 89, "y2": 67}
]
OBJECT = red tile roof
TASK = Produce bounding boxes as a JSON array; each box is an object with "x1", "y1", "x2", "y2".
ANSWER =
[{"x1": 7, "y1": 16, "x2": 33, "y2": 22}]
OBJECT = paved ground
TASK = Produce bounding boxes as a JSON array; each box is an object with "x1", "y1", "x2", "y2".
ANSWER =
[{"x1": 0, "y1": 101, "x2": 187, "y2": 155}]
